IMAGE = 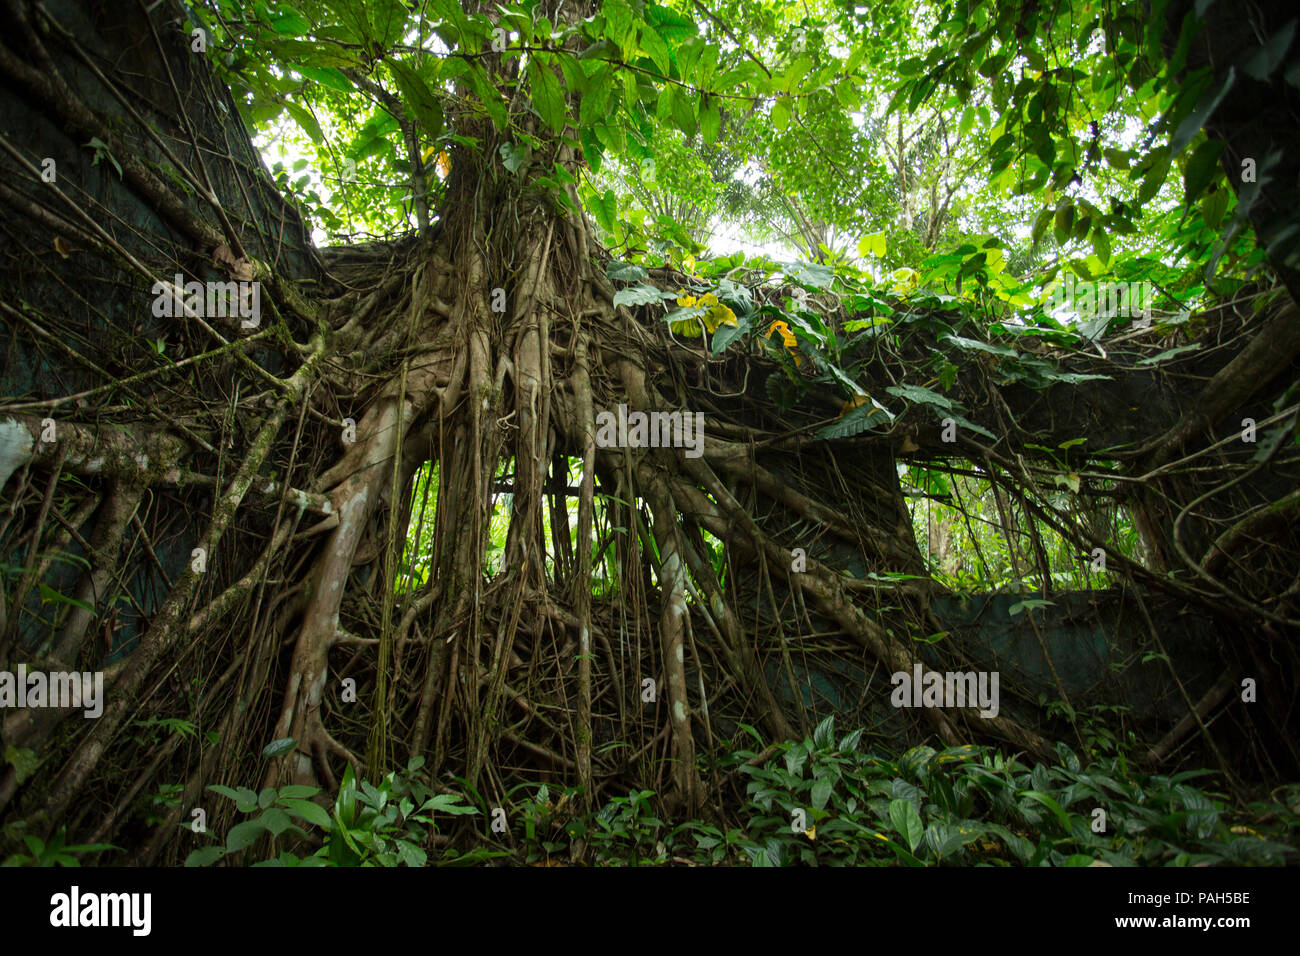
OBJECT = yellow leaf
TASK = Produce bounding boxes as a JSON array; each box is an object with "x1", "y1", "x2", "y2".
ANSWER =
[
  {"x1": 677, "y1": 294, "x2": 697, "y2": 307},
  {"x1": 700, "y1": 303, "x2": 737, "y2": 333},
  {"x1": 804, "y1": 825, "x2": 816, "y2": 841},
  {"x1": 421, "y1": 145, "x2": 438, "y2": 163},
  {"x1": 767, "y1": 319, "x2": 795, "y2": 348},
  {"x1": 767, "y1": 319, "x2": 802, "y2": 365},
  {"x1": 436, "y1": 150, "x2": 451, "y2": 178}
]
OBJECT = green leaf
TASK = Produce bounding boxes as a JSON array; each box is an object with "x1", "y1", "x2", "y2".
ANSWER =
[
  {"x1": 811, "y1": 778, "x2": 833, "y2": 811},
  {"x1": 699, "y1": 94, "x2": 721, "y2": 144},
  {"x1": 710, "y1": 319, "x2": 746, "y2": 354},
  {"x1": 397, "y1": 839, "x2": 427, "y2": 867},
  {"x1": 670, "y1": 86, "x2": 697, "y2": 136},
  {"x1": 387, "y1": 60, "x2": 444, "y2": 140},
  {"x1": 1009, "y1": 598, "x2": 1055, "y2": 616},
  {"x1": 606, "y1": 260, "x2": 648, "y2": 282},
  {"x1": 208, "y1": 784, "x2": 260, "y2": 812},
  {"x1": 1170, "y1": 68, "x2": 1235, "y2": 158},
  {"x1": 184, "y1": 846, "x2": 225, "y2": 867},
  {"x1": 499, "y1": 142, "x2": 528, "y2": 174},
  {"x1": 770, "y1": 97, "x2": 790, "y2": 133},
  {"x1": 262, "y1": 737, "x2": 297, "y2": 758},
  {"x1": 783, "y1": 54, "x2": 813, "y2": 92},
  {"x1": 296, "y1": 65, "x2": 354, "y2": 93},
  {"x1": 1138, "y1": 343, "x2": 1203, "y2": 365},
  {"x1": 1091, "y1": 226, "x2": 1112, "y2": 266},
  {"x1": 638, "y1": 23, "x2": 671, "y2": 76},
  {"x1": 885, "y1": 383, "x2": 958, "y2": 412},
  {"x1": 276, "y1": 784, "x2": 321, "y2": 801},
  {"x1": 84, "y1": 137, "x2": 122, "y2": 178},
  {"x1": 260, "y1": 807, "x2": 293, "y2": 837},
  {"x1": 602, "y1": 0, "x2": 633, "y2": 45},
  {"x1": 226, "y1": 819, "x2": 268, "y2": 853},
  {"x1": 420, "y1": 793, "x2": 479, "y2": 815},
  {"x1": 1019, "y1": 790, "x2": 1072, "y2": 831},
  {"x1": 644, "y1": 3, "x2": 696, "y2": 47},
  {"x1": 37, "y1": 582, "x2": 93, "y2": 611},
  {"x1": 282, "y1": 100, "x2": 325, "y2": 143},
  {"x1": 268, "y1": 10, "x2": 312, "y2": 36},
  {"x1": 858, "y1": 231, "x2": 887, "y2": 258},
  {"x1": 281, "y1": 798, "x2": 333, "y2": 828},
  {"x1": 579, "y1": 66, "x2": 613, "y2": 125},
  {"x1": 889, "y1": 797, "x2": 924, "y2": 852},
  {"x1": 812, "y1": 714, "x2": 836, "y2": 749},
  {"x1": 527, "y1": 58, "x2": 567, "y2": 134},
  {"x1": 1183, "y1": 139, "x2": 1224, "y2": 203},
  {"x1": 1136, "y1": 156, "x2": 1170, "y2": 204},
  {"x1": 592, "y1": 188, "x2": 617, "y2": 232},
  {"x1": 815, "y1": 400, "x2": 892, "y2": 440},
  {"x1": 258, "y1": 787, "x2": 278, "y2": 809},
  {"x1": 1053, "y1": 204, "x2": 1075, "y2": 246},
  {"x1": 613, "y1": 283, "x2": 669, "y2": 308},
  {"x1": 1201, "y1": 187, "x2": 1230, "y2": 230},
  {"x1": 666, "y1": 306, "x2": 706, "y2": 336},
  {"x1": 791, "y1": 262, "x2": 833, "y2": 288}
]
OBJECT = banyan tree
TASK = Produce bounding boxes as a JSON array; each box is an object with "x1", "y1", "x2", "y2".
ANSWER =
[{"x1": 0, "y1": 0, "x2": 1297, "y2": 864}]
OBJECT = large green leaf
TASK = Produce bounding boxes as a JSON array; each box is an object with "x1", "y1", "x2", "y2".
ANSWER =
[
  {"x1": 602, "y1": 0, "x2": 633, "y2": 45},
  {"x1": 885, "y1": 383, "x2": 959, "y2": 412},
  {"x1": 606, "y1": 260, "x2": 648, "y2": 282},
  {"x1": 527, "y1": 58, "x2": 567, "y2": 134},
  {"x1": 1019, "y1": 789, "x2": 1072, "y2": 830},
  {"x1": 638, "y1": 22, "x2": 671, "y2": 76},
  {"x1": 889, "y1": 797, "x2": 924, "y2": 852},
  {"x1": 296, "y1": 65, "x2": 353, "y2": 93},
  {"x1": 185, "y1": 846, "x2": 225, "y2": 867},
  {"x1": 643, "y1": 3, "x2": 696, "y2": 49},
  {"x1": 281, "y1": 798, "x2": 333, "y2": 828},
  {"x1": 209, "y1": 784, "x2": 260, "y2": 812},
  {"x1": 226, "y1": 819, "x2": 269, "y2": 853},
  {"x1": 699, "y1": 93, "x2": 721, "y2": 144},
  {"x1": 387, "y1": 59, "x2": 444, "y2": 140},
  {"x1": 1169, "y1": 68, "x2": 1235, "y2": 158},
  {"x1": 262, "y1": 736, "x2": 297, "y2": 758},
  {"x1": 811, "y1": 778, "x2": 833, "y2": 811},
  {"x1": 283, "y1": 100, "x2": 324, "y2": 143},
  {"x1": 1182, "y1": 139, "x2": 1224, "y2": 203},
  {"x1": 770, "y1": 97, "x2": 790, "y2": 132},
  {"x1": 815, "y1": 400, "x2": 892, "y2": 440},
  {"x1": 613, "y1": 283, "x2": 670, "y2": 308}
]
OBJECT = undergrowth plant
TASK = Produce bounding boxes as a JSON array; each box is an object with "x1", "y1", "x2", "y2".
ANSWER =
[
  {"x1": 185, "y1": 755, "x2": 486, "y2": 867},
  {"x1": 516, "y1": 718, "x2": 1298, "y2": 867},
  {"x1": 176, "y1": 721, "x2": 1298, "y2": 868}
]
